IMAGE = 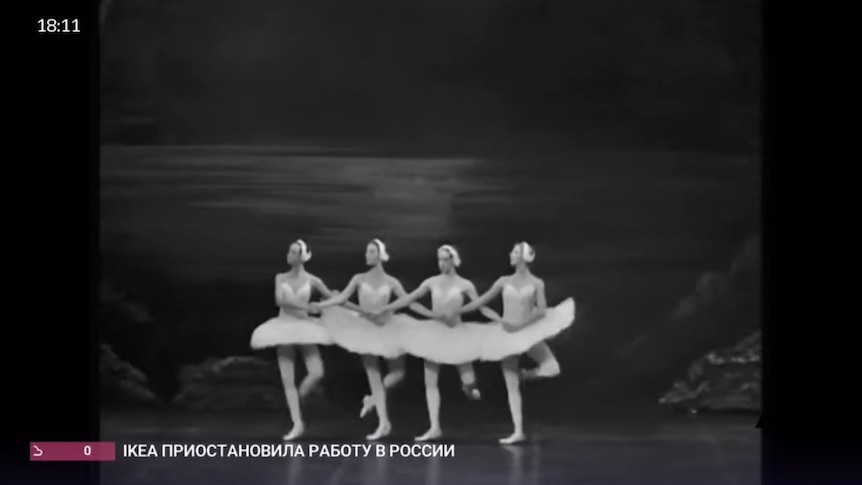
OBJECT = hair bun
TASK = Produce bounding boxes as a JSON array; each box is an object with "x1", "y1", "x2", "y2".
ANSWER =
[
  {"x1": 295, "y1": 239, "x2": 312, "y2": 262},
  {"x1": 372, "y1": 238, "x2": 390, "y2": 262}
]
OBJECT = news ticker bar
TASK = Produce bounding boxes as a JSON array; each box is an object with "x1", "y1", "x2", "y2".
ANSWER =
[
  {"x1": 30, "y1": 442, "x2": 116, "y2": 462},
  {"x1": 30, "y1": 442, "x2": 458, "y2": 461}
]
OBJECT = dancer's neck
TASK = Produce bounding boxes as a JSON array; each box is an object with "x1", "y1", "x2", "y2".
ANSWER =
[
  {"x1": 288, "y1": 266, "x2": 304, "y2": 277},
  {"x1": 514, "y1": 265, "x2": 531, "y2": 277},
  {"x1": 368, "y1": 264, "x2": 385, "y2": 277}
]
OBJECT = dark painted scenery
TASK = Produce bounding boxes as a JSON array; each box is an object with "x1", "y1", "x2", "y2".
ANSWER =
[{"x1": 99, "y1": 0, "x2": 761, "y2": 483}]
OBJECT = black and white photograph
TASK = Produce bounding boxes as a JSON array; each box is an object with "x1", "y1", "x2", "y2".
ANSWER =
[{"x1": 98, "y1": 0, "x2": 761, "y2": 483}]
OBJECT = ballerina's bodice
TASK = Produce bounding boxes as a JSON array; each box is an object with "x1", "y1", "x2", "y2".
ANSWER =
[
  {"x1": 278, "y1": 280, "x2": 312, "y2": 318},
  {"x1": 431, "y1": 285, "x2": 465, "y2": 323},
  {"x1": 502, "y1": 283, "x2": 537, "y2": 324},
  {"x1": 358, "y1": 282, "x2": 392, "y2": 312}
]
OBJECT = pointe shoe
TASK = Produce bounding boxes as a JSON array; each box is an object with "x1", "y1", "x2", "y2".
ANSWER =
[
  {"x1": 462, "y1": 384, "x2": 482, "y2": 400},
  {"x1": 366, "y1": 422, "x2": 392, "y2": 441},
  {"x1": 282, "y1": 424, "x2": 305, "y2": 441},
  {"x1": 499, "y1": 431, "x2": 526, "y2": 445},
  {"x1": 415, "y1": 428, "x2": 442, "y2": 442},
  {"x1": 359, "y1": 395, "x2": 374, "y2": 419}
]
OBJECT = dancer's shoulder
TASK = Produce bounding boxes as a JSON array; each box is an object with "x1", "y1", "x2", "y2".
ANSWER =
[
  {"x1": 494, "y1": 275, "x2": 511, "y2": 287},
  {"x1": 421, "y1": 274, "x2": 440, "y2": 288},
  {"x1": 458, "y1": 276, "x2": 477, "y2": 290},
  {"x1": 529, "y1": 275, "x2": 545, "y2": 290},
  {"x1": 383, "y1": 274, "x2": 402, "y2": 288},
  {"x1": 304, "y1": 272, "x2": 325, "y2": 287}
]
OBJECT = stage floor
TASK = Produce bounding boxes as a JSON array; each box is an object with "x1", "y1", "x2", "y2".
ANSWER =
[{"x1": 100, "y1": 410, "x2": 759, "y2": 485}]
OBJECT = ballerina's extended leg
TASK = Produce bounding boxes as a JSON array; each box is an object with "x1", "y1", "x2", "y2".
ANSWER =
[
  {"x1": 521, "y1": 342, "x2": 560, "y2": 381},
  {"x1": 416, "y1": 361, "x2": 443, "y2": 441},
  {"x1": 362, "y1": 355, "x2": 391, "y2": 441},
  {"x1": 276, "y1": 346, "x2": 305, "y2": 441},
  {"x1": 500, "y1": 356, "x2": 526, "y2": 444},
  {"x1": 382, "y1": 355, "x2": 406, "y2": 389},
  {"x1": 298, "y1": 345, "x2": 325, "y2": 398},
  {"x1": 361, "y1": 355, "x2": 406, "y2": 418},
  {"x1": 457, "y1": 363, "x2": 481, "y2": 400}
]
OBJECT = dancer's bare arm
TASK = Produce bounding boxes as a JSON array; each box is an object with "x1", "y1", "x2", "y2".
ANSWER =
[
  {"x1": 530, "y1": 278, "x2": 548, "y2": 321},
  {"x1": 316, "y1": 275, "x2": 360, "y2": 309},
  {"x1": 462, "y1": 280, "x2": 504, "y2": 322},
  {"x1": 311, "y1": 275, "x2": 362, "y2": 312},
  {"x1": 391, "y1": 278, "x2": 434, "y2": 318},
  {"x1": 459, "y1": 277, "x2": 505, "y2": 315},
  {"x1": 378, "y1": 278, "x2": 433, "y2": 314}
]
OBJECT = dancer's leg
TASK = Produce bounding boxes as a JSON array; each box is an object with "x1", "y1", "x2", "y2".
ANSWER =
[
  {"x1": 361, "y1": 355, "x2": 407, "y2": 418},
  {"x1": 276, "y1": 345, "x2": 304, "y2": 441},
  {"x1": 500, "y1": 356, "x2": 526, "y2": 444},
  {"x1": 522, "y1": 342, "x2": 560, "y2": 380},
  {"x1": 416, "y1": 361, "x2": 442, "y2": 441},
  {"x1": 456, "y1": 362, "x2": 481, "y2": 400},
  {"x1": 298, "y1": 345, "x2": 325, "y2": 398},
  {"x1": 382, "y1": 355, "x2": 406, "y2": 389},
  {"x1": 362, "y1": 355, "x2": 391, "y2": 440}
]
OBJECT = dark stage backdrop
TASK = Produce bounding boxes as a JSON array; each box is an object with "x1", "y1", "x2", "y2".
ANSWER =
[{"x1": 100, "y1": 0, "x2": 759, "y2": 152}]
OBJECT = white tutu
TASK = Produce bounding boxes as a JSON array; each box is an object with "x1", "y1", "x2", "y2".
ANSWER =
[
  {"x1": 390, "y1": 316, "x2": 488, "y2": 365},
  {"x1": 478, "y1": 298, "x2": 576, "y2": 361},
  {"x1": 318, "y1": 307, "x2": 405, "y2": 359},
  {"x1": 250, "y1": 313, "x2": 332, "y2": 349}
]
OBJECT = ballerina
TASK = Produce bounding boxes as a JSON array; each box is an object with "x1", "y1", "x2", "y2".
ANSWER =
[
  {"x1": 372, "y1": 244, "x2": 505, "y2": 442},
  {"x1": 311, "y1": 238, "x2": 435, "y2": 441},
  {"x1": 249, "y1": 239, "x2": 343, "y2": 441},
  {"x1": 454, "y1": 241, "x2": 576, "y2": 444}
]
